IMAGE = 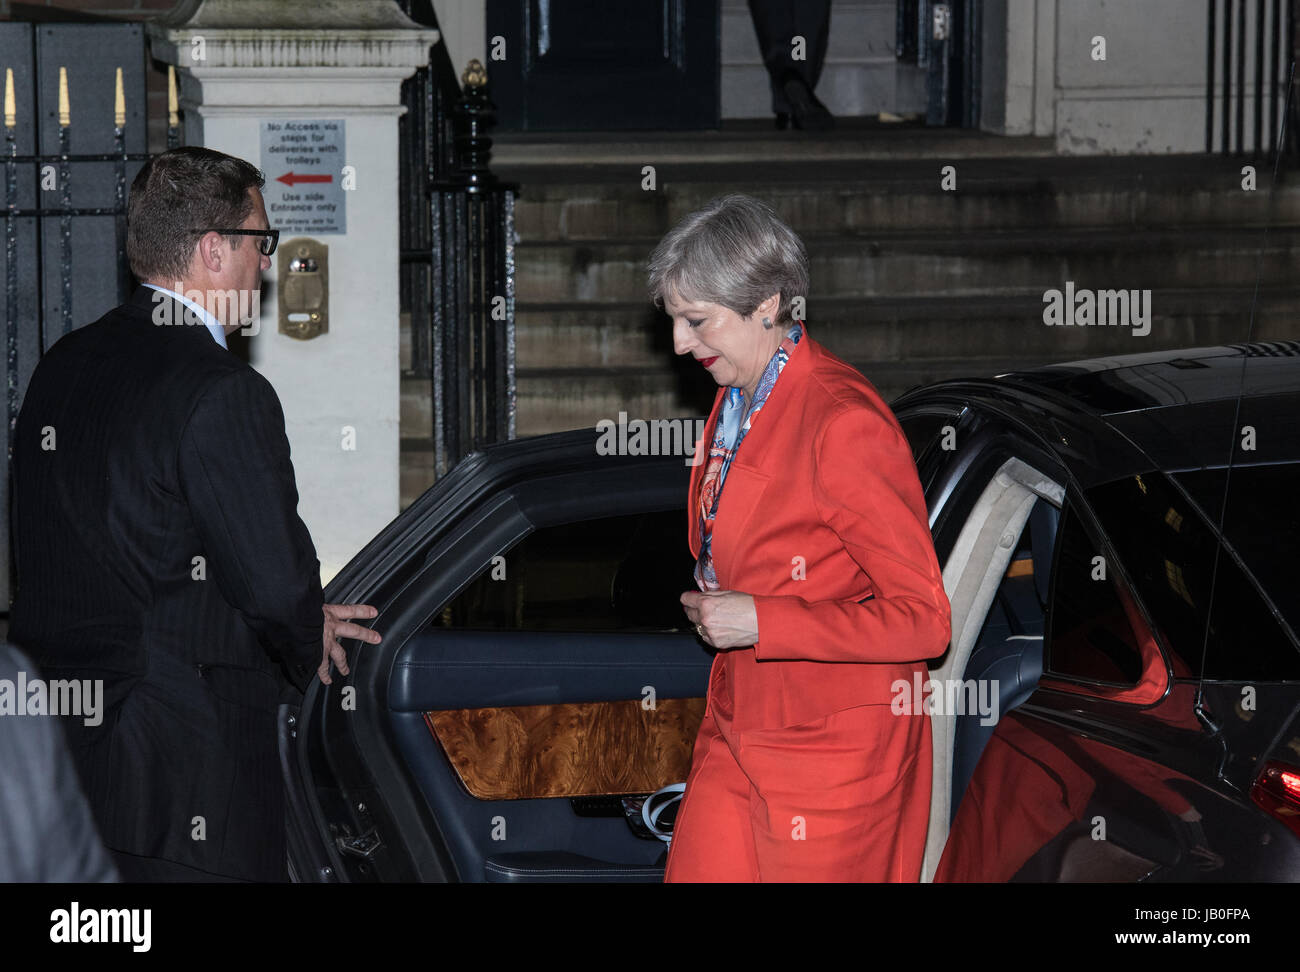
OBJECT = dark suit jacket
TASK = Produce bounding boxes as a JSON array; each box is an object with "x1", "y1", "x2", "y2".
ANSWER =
[{"x1": 9, "y1": 286, "x2": 324, "y2": 881}]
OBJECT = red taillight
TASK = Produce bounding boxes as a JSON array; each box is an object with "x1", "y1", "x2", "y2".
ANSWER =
[
  {"x1": 1282, "y1": 769, "x2": 1300, "y2": 797},
  {"x1": 1250, "y1": 760, "x2": 1300, "y2": 839}
]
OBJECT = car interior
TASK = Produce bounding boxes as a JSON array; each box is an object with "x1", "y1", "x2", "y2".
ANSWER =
[
  {"x1": 386, "y1": 501, "x2": 711, "y2": 882},
  {"x1": 920, "y1": 455, "x2": 1063, "y2": 881},
  {"x1": 362, "y1": 433, "x2": 1070, "y2": 883},
  {"x1": 948, "y1": 495, "x2": 1057, "y2": 820}
]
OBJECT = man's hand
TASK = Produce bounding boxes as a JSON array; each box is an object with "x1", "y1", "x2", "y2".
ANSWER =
[
  {"x1": 681, "y1": 590, "x2": 758, "y2": 650},
  {"x1": 319, "y1": 602, "x2": 382, "y2": 685}
]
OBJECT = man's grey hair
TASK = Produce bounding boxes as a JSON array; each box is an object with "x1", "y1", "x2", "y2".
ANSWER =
[{"x1": 646, "y1": 193, "x2": 809, "y2": 326}]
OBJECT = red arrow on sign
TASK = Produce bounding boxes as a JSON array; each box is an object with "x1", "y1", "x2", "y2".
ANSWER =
[{"x1": 276, "y1": 172, "x2": 334, "y2": 186}]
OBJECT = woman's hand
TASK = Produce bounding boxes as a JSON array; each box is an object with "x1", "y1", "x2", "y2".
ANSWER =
[{"x1": 681, "y1": 590, "x2": 758, "y2": 649}]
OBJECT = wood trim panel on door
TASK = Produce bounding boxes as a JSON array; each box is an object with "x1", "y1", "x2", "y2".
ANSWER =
[{"x1": 425, "y1": 697, "x2": 706, "y2": 800}]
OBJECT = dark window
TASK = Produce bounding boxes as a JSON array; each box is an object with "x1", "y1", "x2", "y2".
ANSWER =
[
  {"x1": 899, "y1": 410, "x2": 960, "y2": 462},
  {"x1": 432, "y1": 509, "x2": 696, "y2": 633},
  {"x1": 1173, "y1": 463, "x2": 1299, "y2": 637},
  {"x1": 1045, "y1": 503, "x2": 1150, "y2": 686},
  {"x1": 898, "y1": 409, "x2": 963, "y2": 496},
  {"x1": 1087, "y1": 469, "x2": 1300, "y2": 682}
]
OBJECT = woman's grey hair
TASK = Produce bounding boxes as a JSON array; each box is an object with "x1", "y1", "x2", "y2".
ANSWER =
[{"x1": 646, "y1": 193, "x2": 809, "y2": 327}]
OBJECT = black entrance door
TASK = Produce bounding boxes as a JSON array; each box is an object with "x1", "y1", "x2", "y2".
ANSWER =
[{"x1": 486, "y1": 0, "x2": 720, "y2": 131}]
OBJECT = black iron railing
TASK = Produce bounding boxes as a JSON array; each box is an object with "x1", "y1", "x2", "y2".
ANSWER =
[
  {"x1": 3, "y1": 63, "x2": 179, "y2": 457},
  {"x1": 1206, "y1": 0, "x2": 1296, "y2": 156},
  {"x1": 0, "y1": 20, "x2": 179, "y2": 599},
  {"x1": 399, "y1": 1, "x2": 516, "y2": 483}
]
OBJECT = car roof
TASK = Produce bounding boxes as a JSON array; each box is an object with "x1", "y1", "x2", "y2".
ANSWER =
[
  {"x1": 993, "y1": 340, "x2": 1300, "y2": 412},
  {"x1": 895, "y1": 342, "x2": 1300, "y2": 482},
  {"x1": 457, "y1": 344, "x2": 1297, "y2": 499}
]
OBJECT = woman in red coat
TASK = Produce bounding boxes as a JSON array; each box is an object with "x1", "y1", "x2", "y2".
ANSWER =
[{"x1": 647, "y1": 194, "x2": 952, "y2": 882}]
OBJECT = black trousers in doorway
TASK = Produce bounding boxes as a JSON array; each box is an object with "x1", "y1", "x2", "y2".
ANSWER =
[{"x1": 747, "y1": 0, "x2": 833, "y2": 113}]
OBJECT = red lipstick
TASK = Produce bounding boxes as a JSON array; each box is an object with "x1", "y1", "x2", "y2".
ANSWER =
[{"x1": 698, "y1": 356, "x2": 718, "y2": 367}]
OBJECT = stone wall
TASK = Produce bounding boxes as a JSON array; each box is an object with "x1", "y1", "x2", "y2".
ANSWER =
[{"x1": 982, "y1": 0, "x2": 1288, "y2": 155}]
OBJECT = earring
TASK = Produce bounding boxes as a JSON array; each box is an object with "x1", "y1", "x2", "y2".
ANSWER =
[{"x1": 762, "y1": 317, "x2": 773, "y2": 329}]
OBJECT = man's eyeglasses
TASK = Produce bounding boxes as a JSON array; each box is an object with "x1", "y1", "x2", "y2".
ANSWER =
[{"x1": 197, "y1": 228, "x2": 279, "y2": 256}]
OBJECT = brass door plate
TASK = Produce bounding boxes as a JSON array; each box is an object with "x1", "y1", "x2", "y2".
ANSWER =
[{"x1": 278, "y1": 237, "x2": 329, "y2": 339}]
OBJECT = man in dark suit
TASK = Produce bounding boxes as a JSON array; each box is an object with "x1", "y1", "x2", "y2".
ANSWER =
[
  {"x1": 748, "y1": 0, "x2": 834, "y2": 130},
  {"x1": 8, "y1": 146, "x2": 381, "y2": 882}
]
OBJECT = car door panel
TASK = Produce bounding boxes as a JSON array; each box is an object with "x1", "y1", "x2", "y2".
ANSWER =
[
  {"x1": 390, "y1": 630, "x2": 711, "y2": 709},
  {"x1": 388, "y1": 629, "x2": 712, "y2": 881},
  {"x1": 390, "y1": 705, "x2": 676, "y2": 881},
  {"x1": 284, "y1": 434, "x2": 718, "y2": 881}
]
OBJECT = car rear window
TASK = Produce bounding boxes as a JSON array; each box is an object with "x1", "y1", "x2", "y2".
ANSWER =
[
  {"x1": 1086, "y1": 467, "x2": 1300, "y2": 682},
  {"x1": 1172, "y1": 463, "x2": 1299, "y2": 636}
]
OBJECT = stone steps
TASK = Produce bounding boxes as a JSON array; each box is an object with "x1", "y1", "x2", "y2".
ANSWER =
[
  {"x1": 507, "y1": 289, "x2": 1300, "y2": 370},
  {"x1": 509, "y1": 158, "x2": 1299, "y2": 239},
  {"x1": 399, "y1": 288, "x2": 1296, "y2": 506},
  {"x1": 491, "y1": 128, "x2": 1055, "y2": 167},
  {"x1": 399, "y1": 287, "x2": 1300, "y2": 504},
  {"x1": 398, "y1": 143, "x2": 1300, "y2": 508},
  {"x1": 512, "y1": 230, "x2": 1300, "y2": 303}
]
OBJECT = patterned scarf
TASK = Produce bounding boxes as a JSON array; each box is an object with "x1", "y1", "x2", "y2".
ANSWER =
[{"x1": 694, "y1": 319, "x2": 805, "y2": 591}]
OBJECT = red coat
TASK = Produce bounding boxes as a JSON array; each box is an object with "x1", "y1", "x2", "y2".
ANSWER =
[
  {"x1": 687, "y1": 332, "x2": 951, "y2": 727},
  {"x1": 665, "y1": 331, "x2": 952, "y2": 881}
]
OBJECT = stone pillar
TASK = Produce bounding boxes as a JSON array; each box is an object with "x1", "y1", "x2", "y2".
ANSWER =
[
  {"x1": 981, "y1": 0, "x2": 1057, "y2": 138},
  {"x1": 984, "y1": 0, "x2": 1222, "y2": 154},
  {"x1": 148, "y1": 0, "x2": 439, "y2": 583},
  {"x1": 1052, "y1": 0, "x2": 1209, "y2": 154}
]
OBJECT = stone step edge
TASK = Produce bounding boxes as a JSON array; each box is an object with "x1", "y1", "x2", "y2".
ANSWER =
[
  {"x1": 492, "y1": 137, "x2": 1059, "y2": 165},
  {"x1": 512, "y1": 225, "x2": 1300, "y2": 250},
  {"x1": 506, "y1": 172, "x2": 1297, "y2": 196},
  {"x1": 509, "y1": 289, "x2": 1300, "y2": 314}
]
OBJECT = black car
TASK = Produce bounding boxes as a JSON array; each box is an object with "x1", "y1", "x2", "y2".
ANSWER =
[{"x1": 280, "y1": 341, "x2": 1300, "y2": 882}]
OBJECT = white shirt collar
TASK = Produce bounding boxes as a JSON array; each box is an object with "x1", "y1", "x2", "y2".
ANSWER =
[{"x1": 142, "y1": 283, "x2": 228, "y2": 350}]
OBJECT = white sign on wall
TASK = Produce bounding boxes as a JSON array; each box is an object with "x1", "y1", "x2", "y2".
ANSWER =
[{"x1": 260, "y1": 119, "x2": 347, "y2": 235}]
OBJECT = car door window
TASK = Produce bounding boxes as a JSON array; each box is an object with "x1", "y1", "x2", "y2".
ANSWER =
[
  {"x1": 431, "y1": 508, "x2": 695, "y2": 632},
  {"x1": 898, "y1": 408, "x2": 964, "y2": 494},
  {"x1": 1086, "y1": 468, "x2": 1300, "y2": 682},
  {"x1": 899, "y1": 411, "x2": 952, "y2": 462},
  {"x1": 1043, "y1": 501, "x2": 1168, "y2": 703}
]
